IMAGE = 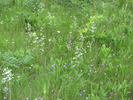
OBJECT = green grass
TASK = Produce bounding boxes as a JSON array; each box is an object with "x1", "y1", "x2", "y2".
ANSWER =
[{"x1": 0, "y1": 0, "x2": 133, "y2": 100}]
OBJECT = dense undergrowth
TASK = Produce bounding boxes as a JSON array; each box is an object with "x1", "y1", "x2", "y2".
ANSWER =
[{"x1": 0, "y1": 0, "x2": 133, "y2": 100}]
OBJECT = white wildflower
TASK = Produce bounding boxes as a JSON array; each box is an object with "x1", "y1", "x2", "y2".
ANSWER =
[
  {"x1": 2, "y1": 68, "x2": 12, "y2": 75},
  {"x1": 57, "y1": 31, "x2": 60, "y2": 33},
  {"x1": 33, "y1": 41, "x2": 37, "y2": 43},
  {"x1": 32, "y1": 32, "x2": 36, "y2": 37},
  {"x1": 75, "y1": 52, "x2": 78, "y2": 54},
  {"x1": 73, "y1": 57, "x2": 77, "y2": 60},
  {"x1": 1, "y1": 68, "x2": 14, "y2": 84},
  {"x1": 35, "y1": 37, "x2": 38, "y2": 40}
]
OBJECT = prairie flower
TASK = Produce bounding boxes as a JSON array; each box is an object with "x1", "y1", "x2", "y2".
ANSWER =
[
  {"x1": 57, "y1": 31, "x2": 60, "y2": 33},
  {"x1": 1, "y1": 68, "x2": 14, "y2": 84}
]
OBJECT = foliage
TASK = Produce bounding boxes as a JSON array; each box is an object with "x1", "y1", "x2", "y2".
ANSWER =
[
  {"x1": 0, "y1": 0, "x2": 133, "y2": 99},
  {"x1": 79, "y1": 15, "x2": 103, "y2": 39},
  {"x1": 2, "y1": 48, "x2": 33, "y2": 68}
]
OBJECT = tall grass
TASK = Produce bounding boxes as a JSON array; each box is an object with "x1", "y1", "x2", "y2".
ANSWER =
[{"x1": 0, "y1": 0, "x2": 133, "y2": 100}]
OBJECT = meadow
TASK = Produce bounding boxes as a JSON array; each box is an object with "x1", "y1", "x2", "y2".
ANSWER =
[{"x1": 0, "y1": 0, "x2": 133, "y2": 100}]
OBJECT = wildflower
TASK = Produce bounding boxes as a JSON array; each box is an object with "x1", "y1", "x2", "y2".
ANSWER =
[
  {"x1": 33, "y1": 41, "x2": 37, "y2": 43},
  {"x1": 83, "y1": 90, "x2": 85, "y2": 92},
  {"x1": 7, "y1": 90, "x2": 9, "y2": 94},
  {"x1": 80, "y1": 94, "x2": 82, "y2": 96},
  {"x1": 4, "y1": 87, "x2": 7, "y2": 90},
  {"x1": 86, "y1": 97, "x2": 88, "y2": 99},
  {"x1": 57, "y1": 31, "x2": 60, "y2": 33},
  {"x1": 104, "y1": 73, "x2": 106, "y2": 75},
  {"x1": 32, "y1": 32, "x2": 36, "y2": 37},
  {"x1": 26, "y1": 98, "x2": 28, "y2": 100},
  {"x1": 100, "y1": 82, "x2": 103, "y2": 85},
  {"x1": 88, "y1": 73, "x2": 90, "y2": 75},
  {"x1": 35, "y1": 37, "x2": 38, "y2": 40},
  {"x1": 75, "y1": 52, "x2": 78, "y2": 54},
  {"x1": 52, "y1": 64, "x2": 55, "y2": 67},
  {"x1": 63, "y1": 65, "x2": 66, "y2": 67},
  {"x1": 89, "y1": 70, "x2": 92, "y2": 72},
  {"x1": 3, "y1": 97, "x2": 6, "y2": 100},
  {"x1": 1, "y1": 68, "x2": 14, "y2": 84}
]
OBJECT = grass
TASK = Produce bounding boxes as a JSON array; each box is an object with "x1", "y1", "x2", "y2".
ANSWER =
[{"x1": 0, "y1": 0, "x2": 133, "y2": 100}]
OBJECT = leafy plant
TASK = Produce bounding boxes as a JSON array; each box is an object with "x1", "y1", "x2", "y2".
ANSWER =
[
  {"x1": 2, "y1": 48, "x2": 33, "y2": 68},
  {"x1": 22, "y1": 11, "x2": 39, "y2": 32},
  {"x1": 100, "y1": 44, "x2": 112, "y2": 64},
  {"x1": 78, "y1": 15, "x2": 104, "y2": 42}
]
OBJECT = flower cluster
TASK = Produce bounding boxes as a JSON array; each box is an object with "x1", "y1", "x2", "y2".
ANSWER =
[{"x1": 27, "y1": 32, "x2": 45, "y2": 52}]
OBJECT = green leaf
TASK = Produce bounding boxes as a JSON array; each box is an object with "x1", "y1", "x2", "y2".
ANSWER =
[
  {"x1": 34, "y1": 64, "x2": 39, "y2": 69},
  {"x1": 19, "y1": 47, "x2": 25, "y2": 56}
]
